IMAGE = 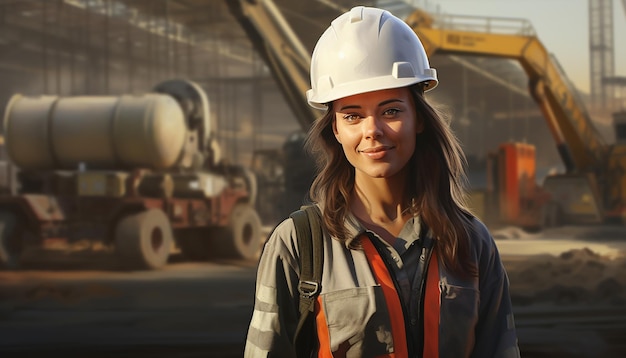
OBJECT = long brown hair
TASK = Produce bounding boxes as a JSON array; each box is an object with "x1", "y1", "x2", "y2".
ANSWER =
[{"x1": 305, "y1": 84, "x2": 476, "y2": 276}]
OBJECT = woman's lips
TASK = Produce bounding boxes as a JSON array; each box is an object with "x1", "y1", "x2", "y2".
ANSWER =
[{"x1": 358, "y1": 146, "x2": 394, "y2": 159}]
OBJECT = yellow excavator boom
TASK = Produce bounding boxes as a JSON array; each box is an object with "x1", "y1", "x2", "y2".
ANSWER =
[
  {"x1": 226, "y1": 0, "x2": 320, "y2": 131},
  {"x1": 405, "y1": 10, "x2": 609, "y2": 173}
]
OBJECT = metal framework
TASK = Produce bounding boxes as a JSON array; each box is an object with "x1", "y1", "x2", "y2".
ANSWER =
[
  {"x1": 589, "y1": 0, "x2": 615, "y2": 110},
  {"x1": 0, "y1": 0, "x2": 565, "y2": 170}
]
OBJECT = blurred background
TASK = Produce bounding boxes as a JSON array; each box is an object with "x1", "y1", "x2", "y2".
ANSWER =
[{"x1": 0, "y1": 0, "x2": 625, "y2": 357}]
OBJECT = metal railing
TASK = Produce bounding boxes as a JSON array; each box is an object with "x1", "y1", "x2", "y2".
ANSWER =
[{"x1": 377, "y1": 0, "x2": 536, "y2": 36}]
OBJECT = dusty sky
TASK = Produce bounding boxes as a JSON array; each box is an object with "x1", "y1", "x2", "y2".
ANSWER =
[{"x1": 418, "y1": 0, "x2": 626, "y2": 94}]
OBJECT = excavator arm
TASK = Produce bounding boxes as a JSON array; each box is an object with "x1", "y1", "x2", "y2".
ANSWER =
[
  {"x1": 404, "y1": 9, "x2": 626, "y2": 224},
  {"x1": 405, "y1": 9, "x2": 609, "y2": 174},
  {"x1": 226, "y1": 0, "x2": 321, "y2": 131}
]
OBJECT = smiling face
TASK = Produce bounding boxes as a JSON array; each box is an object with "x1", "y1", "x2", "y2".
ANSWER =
[{"x1": 332, "y1": 87, "x2": 422, "y2": 181}]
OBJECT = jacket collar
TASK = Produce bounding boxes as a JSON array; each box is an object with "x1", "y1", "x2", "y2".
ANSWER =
[{"x1": 342, "y1": 211, "x2": 422, "y2": 251}]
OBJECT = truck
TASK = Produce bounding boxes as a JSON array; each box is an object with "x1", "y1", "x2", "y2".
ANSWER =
[{"x1": 0, "y1": 79, "x2": 262, "y2": 270}]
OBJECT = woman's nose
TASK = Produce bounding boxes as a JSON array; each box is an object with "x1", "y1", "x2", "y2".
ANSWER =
[{"x1": 363, "y1": 116, "x2": 383, "y2": 139}]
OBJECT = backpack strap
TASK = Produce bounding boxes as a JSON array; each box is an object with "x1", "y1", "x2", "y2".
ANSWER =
[{"x1": 289, "y1": 205, "x2": 324, "y2": 357}]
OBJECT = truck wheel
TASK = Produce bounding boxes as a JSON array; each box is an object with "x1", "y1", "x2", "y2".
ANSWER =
[
  {"x1": 176, "y1": 229, "x2": 211, "y2": 261},
  {"x1": 115, "y1": 209, "x2": 173, "y2": 270},
  {"x1": 0, "y1": 211, "x2": 23, "y2": 270},
  {"x1": 214, "y1": 203, "x2": 262, "y2": 260}
]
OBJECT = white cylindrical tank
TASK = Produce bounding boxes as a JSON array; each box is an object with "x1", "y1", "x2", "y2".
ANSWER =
[{"x1": 3, "y1": 93, "x2": 187, "y2": 171}]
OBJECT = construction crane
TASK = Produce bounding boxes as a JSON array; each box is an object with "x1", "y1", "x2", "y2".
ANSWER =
[{"x1": 589, "y1": 0, "x2": 616, "y2": 111}]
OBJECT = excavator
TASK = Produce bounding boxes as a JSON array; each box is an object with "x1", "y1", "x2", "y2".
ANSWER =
[
  {"x1": 229, "y1": 1, "x2": 626, "y2": 229},
  {"x1": 404, "y1": 9, "x2": 626, "y2": 228}
]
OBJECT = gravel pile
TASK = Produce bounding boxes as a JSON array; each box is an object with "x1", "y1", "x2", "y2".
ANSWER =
[{"x1": 506, "y1": 247, "x2": 626, "y2": 306}]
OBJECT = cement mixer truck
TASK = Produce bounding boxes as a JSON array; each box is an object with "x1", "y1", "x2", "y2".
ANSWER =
[{"x1": 0, "y1": 79, "x2": 262, "y2": 270}]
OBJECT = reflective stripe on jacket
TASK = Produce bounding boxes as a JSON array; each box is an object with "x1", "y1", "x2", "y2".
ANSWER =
[{"x1": 244, "y1": 211, "x2": 520, "y2": 358}]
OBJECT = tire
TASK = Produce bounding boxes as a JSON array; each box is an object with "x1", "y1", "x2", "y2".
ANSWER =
[
  {"x1": 176, "y1": 229, "x2": 211, "y2": 261},
  {"x1": 115, "y1": 209, "x2": 173, "y2": 270},
  {"x1": 242, "y1": 168, "x2": 258, "y2": 208},
  {"x1": 213, "y1": 203, "x2": 262, "y2": 260},
  {"x1": 0, "y1": 211, "x2": 23, "y2": 270}
]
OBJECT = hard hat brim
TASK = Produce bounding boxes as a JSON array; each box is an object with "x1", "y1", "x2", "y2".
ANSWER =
[{"x1": 307, "y1": 75, "x2": 437, "y2": 110}]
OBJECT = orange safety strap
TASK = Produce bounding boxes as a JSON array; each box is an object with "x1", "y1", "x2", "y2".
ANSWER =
[
  {"x1": 315, "y1": 297, "x2": 332, "y2": 358},
  {"x1": 361, "y1": 237, "x2": 409, "y2": 358},
  {"x1": 422, "y1": 248, "x2": 440, "y2": 358},
  {"x1": 314, "y1": 236, "x2": 440, "y2": 358}
]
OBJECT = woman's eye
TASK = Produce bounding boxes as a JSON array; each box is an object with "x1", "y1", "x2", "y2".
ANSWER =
[
  {"x1": 343, "y1": 114, "x2": 360, "y2": 122},
  {"x1": 383, "y1": 108, "x2": 400, "y2": 117}
]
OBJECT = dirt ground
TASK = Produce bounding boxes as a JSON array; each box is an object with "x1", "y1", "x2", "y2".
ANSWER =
[
  {"x1": 493, "y1": 225, "x2": 626, "y2": 357},
  {"x1": 493, "y1": 225, "x2": 626, "y2": 306},
  {"x1": 1, "y1": 224, "x2": 626, "y2": 357}
]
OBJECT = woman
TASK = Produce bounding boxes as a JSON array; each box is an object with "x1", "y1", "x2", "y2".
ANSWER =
[{"x1": 245, "y1": 6, "x2": 520, "y2": 358}]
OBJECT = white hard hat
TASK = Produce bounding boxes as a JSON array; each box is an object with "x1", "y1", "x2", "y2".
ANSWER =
[{"x1": 306, "y1": 6, "x2": 438, "y2": 110}]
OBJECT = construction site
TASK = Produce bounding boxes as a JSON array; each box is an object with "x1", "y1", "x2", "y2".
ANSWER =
[{"x1": 0, "y1": 0, "x2": 625, "y2": 357}]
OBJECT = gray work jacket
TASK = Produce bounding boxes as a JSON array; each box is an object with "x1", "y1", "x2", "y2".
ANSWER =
[{"x1": 244, "y1": 210, "x2": 520, "y2": 358}]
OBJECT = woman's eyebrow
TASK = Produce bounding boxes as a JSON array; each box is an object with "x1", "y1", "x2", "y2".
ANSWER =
[
  {"x1": 378, "y1": 99, "x2": 403, "y2": 107},
  {"x1": 339, "y1": 98, "x2": 403, "y2": 112},
  {"x1": 338, "y1": 104, "x2": 361, "y2": 111}
]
